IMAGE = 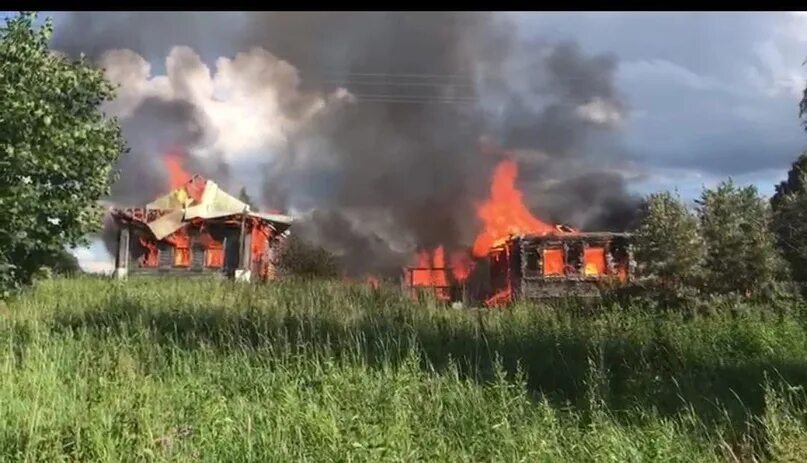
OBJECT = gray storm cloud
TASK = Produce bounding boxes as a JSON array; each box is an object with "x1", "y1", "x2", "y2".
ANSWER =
[{"x1": 52, "y1": 12, "x2": 640, "y2": 276}]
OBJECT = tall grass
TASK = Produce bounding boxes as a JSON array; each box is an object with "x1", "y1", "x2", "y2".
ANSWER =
[{"x1": 3, "y1": 276, "x2": 807, "y2": 461}]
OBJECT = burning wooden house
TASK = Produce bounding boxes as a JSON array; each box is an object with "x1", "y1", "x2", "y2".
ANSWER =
[
  {"x1": 110, "y1": 175, "x2": 292, "y2": 281},
  {"x1": 403, "y1": 231, "x2": 634, "y2": 307},
  {"x1": 479, "y1": 231, "x2": 634, "y2": 305},
  {"x1": 401, "y1": 157, "x2": 635, "y2": 307}
]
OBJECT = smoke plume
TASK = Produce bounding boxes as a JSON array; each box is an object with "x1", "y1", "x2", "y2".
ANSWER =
[{"x1": 52, "y1": 12, "x2": 640, "y2": 276}]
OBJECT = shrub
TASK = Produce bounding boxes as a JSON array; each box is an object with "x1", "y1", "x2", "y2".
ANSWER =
[{"x1": 274, "y1": 233, "x2": 341, "y2": 279}]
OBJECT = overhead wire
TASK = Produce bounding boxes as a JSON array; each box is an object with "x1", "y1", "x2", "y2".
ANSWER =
[{"x1": 311, "y1": 70, "x2": 478, "y2": 104}]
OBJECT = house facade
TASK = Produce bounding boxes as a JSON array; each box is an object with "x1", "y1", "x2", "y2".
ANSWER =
[{"x1": 110, "y1": 175, "x2": 292, "y2": 281}]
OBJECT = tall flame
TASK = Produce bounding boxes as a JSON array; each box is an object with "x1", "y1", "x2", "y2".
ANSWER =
[
  {"x1": 163, "y1": 152, "x2": 192, "y2": 190},
  {"x1": 472, "y1": 158, "x2": 557, "y2": 257},
  {"x1": 432, "y1": 246, "x2": 448, "y2": 287},
  {"x1": 450, "y1": 251, "x2": 472, "y2": 281}
]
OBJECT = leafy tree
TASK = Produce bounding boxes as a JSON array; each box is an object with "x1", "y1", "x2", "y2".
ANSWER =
[
  {"x1": 697, "y1": 179, "x2": 779, "y2": 295},
  {"x1": 0, "y1": 12, "x2": 125, "y2": 296},
  {"x1": 238, "y1": 186, "x2": 255, "y2": 210},
  {"x1": 633, "y1": 191, "x2": 703, "y2": 289},
  {"x1": 770, "y1": 152, "x2": 807, "y2": 282}
]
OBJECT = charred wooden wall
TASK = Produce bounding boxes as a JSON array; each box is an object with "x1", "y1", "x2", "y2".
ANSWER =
[
  {"x1": 124, "y1": 226, "x2": 242, "y2": 276},
  {"x1": 512, "y1": 233, "x2": 634, "y2": 301}
]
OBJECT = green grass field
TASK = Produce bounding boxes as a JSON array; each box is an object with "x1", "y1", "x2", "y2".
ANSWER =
[{"x1": 3, "y1": 277, "x2": 807, "y2": 461}]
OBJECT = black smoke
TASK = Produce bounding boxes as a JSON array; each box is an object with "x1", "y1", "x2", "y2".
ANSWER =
[
  {"x1": 51, "y1": 12, "x2": 640, "y2": 276},
  {"x1": 109, "y1": 97, "x2": 231, "y2": 206}
]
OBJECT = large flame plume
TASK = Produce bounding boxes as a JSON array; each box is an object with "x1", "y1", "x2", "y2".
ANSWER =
[{"x1": 472, "y1": 157, "x2": 566, "y2": 258}]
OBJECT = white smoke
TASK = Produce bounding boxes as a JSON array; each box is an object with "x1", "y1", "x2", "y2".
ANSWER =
[
  {"x1": 576, "y1": 98, "x2": 624, "y2": 127},
  {"x1": 99, "y1": 46, "x2": 353, "y2": 165}
]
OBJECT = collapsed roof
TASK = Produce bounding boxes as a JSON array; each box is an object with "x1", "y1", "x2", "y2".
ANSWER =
[{"x1": 113, "y1": 175, "x2": 293, "y2": 240}]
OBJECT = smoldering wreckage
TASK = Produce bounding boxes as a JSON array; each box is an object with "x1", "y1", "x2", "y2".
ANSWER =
[{"x1": 71, "y1": 12, "x2": 640, "y2": 307}]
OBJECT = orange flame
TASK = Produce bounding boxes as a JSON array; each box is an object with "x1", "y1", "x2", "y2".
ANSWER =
[
  {"x1": 163, "y1": 151, "x2": 192, "y2": 190},
  {"x1": 450, "y1": 251, "x2": 472, "y2": 282},
  {"x1": 472, "y1": 158, "x2": 558, "y2": 257},
  {"x1": 409, "y1": 246, "x2": 450, "y2": 300}
]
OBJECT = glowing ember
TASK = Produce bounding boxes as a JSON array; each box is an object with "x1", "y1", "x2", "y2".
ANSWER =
[
  {"x1": 163, "y1": 151, "x2": 192, "y2": 190},
  {"x1": 472, "y1": 158, "x2": 559, "y2": 257}
]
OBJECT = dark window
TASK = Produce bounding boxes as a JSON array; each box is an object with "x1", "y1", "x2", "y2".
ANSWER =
[
  {"x1": 566, "y1": 242, "x2": 584, "y2": 275},
  {"x1": 223, "y1": 234, "x2": 240, "y2": 270},
  {"x1": 489, "y1": 248, "x2": 509, "y2": 291},
  {"x1": 525, "y1": 247, "x2": 540, "y2": 274},
  {"x1": 158, "y1": 243, "x2": 173, "y2": 268},
  {"x1": 191, "y1": 246, "x2": 205, "y2": 269}
]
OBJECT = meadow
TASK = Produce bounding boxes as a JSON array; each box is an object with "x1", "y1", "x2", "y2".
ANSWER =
[{"x1": 3, "y1": 277, "x2": 807, "y2": 461}]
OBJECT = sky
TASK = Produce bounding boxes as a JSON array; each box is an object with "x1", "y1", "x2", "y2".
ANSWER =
[
  {"x1": 508, "y1": 12, "x2": 807, "y2": 200},
  {"x1": 4, "y1": 11, "x2": 807, "y2": 272}
]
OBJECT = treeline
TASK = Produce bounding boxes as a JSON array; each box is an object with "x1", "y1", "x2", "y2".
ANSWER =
[{"x1": 631, "y1": 153, "x2": 807, "y2": 304}]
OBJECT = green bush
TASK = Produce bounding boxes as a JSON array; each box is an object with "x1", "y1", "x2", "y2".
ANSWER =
[{"x1": 274, "y1": 234, "x2": 341, "y2": 279}]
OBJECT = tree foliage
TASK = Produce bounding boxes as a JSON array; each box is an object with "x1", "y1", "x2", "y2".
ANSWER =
[
  {"x1": 274, "y1": 234, "x2": 341, "y2": 280},
  {"x1": 0, "y1": 13, "x2": 125, "y2": 296},
  {"x1": 632, "y1": 191, "x2": 703, "y2": 288},
  {"x1": 771, "y1": 152, "x2": 807, "y2": 282},
  {"x1": 697, "y1": 180, "x2": 779, "y2": 295}
]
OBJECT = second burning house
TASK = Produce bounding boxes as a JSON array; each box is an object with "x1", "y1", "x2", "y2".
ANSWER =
[{"x1": 404, "y1": 230, "x2": 635, "y2": 306}]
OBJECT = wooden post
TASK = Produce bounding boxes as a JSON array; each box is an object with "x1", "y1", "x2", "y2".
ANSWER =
[
  {"x1": 114, "y1": 226, "x2": 130, "y2": 279},
  {"x1": 235, "y1": 208, "x2": 252, "y2": 282}
]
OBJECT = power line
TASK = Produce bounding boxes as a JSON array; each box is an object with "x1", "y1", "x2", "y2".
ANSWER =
[
  {"x1": 354, "y1": 98, "x2": 477, "y2": 105},
  {"x1": 351, "y1": 93, "x2": 476, "y2": 101},
  {"x1": 317, "y1": 71, "x2": 474, "y2": 82},
  {"x1": 323, "y1": 79, "x2": 475, "y2": 89}
]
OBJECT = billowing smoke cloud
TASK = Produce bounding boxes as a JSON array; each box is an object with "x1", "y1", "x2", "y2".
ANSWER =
[
  {"x1": 97, "y1": 45, "x2": 349, "y2": 203},
  {"x1": 52, "y1": 12, "x2": 640, "y2": 276}
]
